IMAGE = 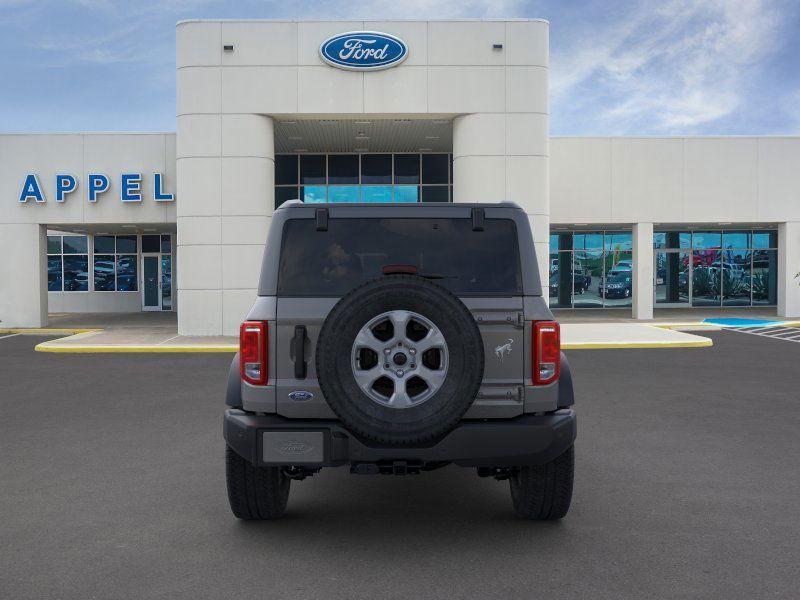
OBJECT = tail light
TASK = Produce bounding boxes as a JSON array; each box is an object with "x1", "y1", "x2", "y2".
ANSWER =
[
  {"x1": 533, "y1": 321, "x2": 560, "y2": 385},
  {"x1": 240, "y1": 321, "x2": 268, "y2": 385}
]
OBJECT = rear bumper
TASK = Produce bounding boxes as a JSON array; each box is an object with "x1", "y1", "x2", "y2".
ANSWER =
[{"x1": 223, "y1": 409, "x2": 576, "y2": 468}]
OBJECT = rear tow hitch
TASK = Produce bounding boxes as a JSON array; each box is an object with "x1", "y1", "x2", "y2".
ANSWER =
[
  {"x1": 281, "y1": 466, "x2": 320, "y2": 480},
  {"x1": 351, "y1": 461, "x2": 424, "y2": 475}
]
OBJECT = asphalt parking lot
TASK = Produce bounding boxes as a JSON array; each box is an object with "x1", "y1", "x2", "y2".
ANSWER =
[{"x1": 1, "y1": 331, "x2": 799, "y2": 599}]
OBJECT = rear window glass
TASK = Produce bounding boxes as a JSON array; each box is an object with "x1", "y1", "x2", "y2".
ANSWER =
[{"x1": 277, "y1": 218, "x2": 522, "y2": 296}]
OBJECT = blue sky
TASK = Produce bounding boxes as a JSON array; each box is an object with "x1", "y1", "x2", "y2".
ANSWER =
[{"x1": 1, "y1": 0, "x2": 798, "y2": 135}]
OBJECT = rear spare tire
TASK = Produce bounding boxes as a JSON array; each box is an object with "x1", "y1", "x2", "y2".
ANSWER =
[{"x1": 316, "y1": 274, "x2": 484, "y2": 445}]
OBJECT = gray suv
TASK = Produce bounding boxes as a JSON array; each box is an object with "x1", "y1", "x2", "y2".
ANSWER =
[{"x1": 224, "y1": 202, "x2": 576, "y2": 520}]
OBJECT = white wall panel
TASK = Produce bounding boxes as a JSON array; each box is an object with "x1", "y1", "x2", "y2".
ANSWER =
[
  {"x1": 221, "y1": 215, "x2": 270, "y2": 246},
  {"x1": 176, "y1": 67, "x2": 221, "y2": 115},
  {"x1": 428, "y1": 67, "x2": 505, "y2": 114},
  {"x1": 223, "y1": 289, "x2": 258, "y2": 336},
  {"x1": 505, "y1": 155, "x2": 548, "y2": 215},
  {"x1": 610, "y1": 138, "x2": 683, "y2": 223},
  {"x1": 83, "y1": 135, "x2": 174, "y2": 224},
  {"x1": 48, "y1": 291, "x2": 142, "y2": 313},
  {"x1": 363, "y1": 21, "x2": 428, "y2": 66},
  {"x1": 221, "y1": 67, "x2": 298, "y2": 114},
  {"x1": 778, "y1": 221, "x2": 800, "y2": 318},
  {"x1": 222, "y1": 244, "x2": 264, "y2": 289},
  {"x1": 178, "y1": 245, "x2": 221, "y2": 290},
  {"x1": 364, "y1": 66, "x2": 428, "y2": 114},
  {"x1": 0, "y1": 135, "x2": 84, "y2": 225},
  {"x1": 427, "y1": 21, "x2": 505, "y2": 66},
  {"x1": 552, "y1": 136, "x2": 800, "y2": 226},
  {"x1": 221, "y1": 115, "x2": 274, "y2": 158},
  {"x1": 175, "y1": 158, "x2": 221, "y2": 217},
  {"x1": 452, "y1": 113, "x2": 506, "y2": 157},
  {"x1": 0, "y1": 133, "x2": 175, "y2": 227},
  {"x1": 683, "y1": 138, "x2": 758, "y2": 222},
  {"x1": 297, "y1": 21, "x2": 363, "y2": 65},
  {"x1": 178, "y1": 289, "x2": 222, "y2": 336},
  {"x1": 177, "y1": 216, "x2": 221, "y2": 246},
  {"x1": 505, "y1": 66, "x2": 548, "y2": 114},
  {"x1": 550, "y1": 138, "x2": 612, "y2": 223},
  {"x1": 453, "y1": 155, "x2": 506, "y2": 202},
  {"x1": 297, "y1": 67, "x2": 364, "y2": 113},
  {"x1": 221, "y1": 21, "x2": 298, "y2": 66},
  {"x1": 505, "y1": 21, "x2": 549, "y2": 67},
  {"x1": 0, "y1": 224, "x2": 46, "y2": 327},
  {"x1": 177, "y1": 114, "x2": 221, "y2": 158},
  {"x1": 506, "y1": 113, "x2": 548, "y2": 156},
  {"x1": 164, "y1": 135, "x2": 178, "y2": 223},
  {"x1": 176, "y1": 21, "x2": 221, "y2": 68},
  {"x1": 220, "y1": 157, "x2": 273, "y2": 217},
  {"x1": 758, "y1": 138, "x2": 800, "y2": 222}
]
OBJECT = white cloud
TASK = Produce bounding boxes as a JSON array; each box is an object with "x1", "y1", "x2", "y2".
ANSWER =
[
  {"x1": 551, "y1": 0, "x2": 790, "y2": 133},
  {"x1": 274, "y1": 0, "x2": 528, "y2": 19}
]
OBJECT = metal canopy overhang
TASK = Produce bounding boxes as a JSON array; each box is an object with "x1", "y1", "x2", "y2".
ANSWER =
[{"x1": 273, "y1": 117, "x2": 454, "y2": 154}]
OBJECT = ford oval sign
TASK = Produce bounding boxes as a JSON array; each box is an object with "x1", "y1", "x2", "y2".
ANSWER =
[{"x1": 319, "y1": 31, "x2": 408, "y2": 71}]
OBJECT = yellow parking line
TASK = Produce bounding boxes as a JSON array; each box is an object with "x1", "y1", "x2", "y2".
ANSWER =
[{"x1": 563, "y1": 339, "x2": 713, "y2": 350}]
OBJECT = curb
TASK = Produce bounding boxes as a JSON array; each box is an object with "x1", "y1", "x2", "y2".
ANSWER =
[
  {"x1": 35, "y1": 343, "x2": 237, "y2": 353},
  {"x1": 563, "y1": 338, "x2": 713, "y2": 350},
  {"x1": 0, "y1": 328, "x2": 100, "y2": 335}
]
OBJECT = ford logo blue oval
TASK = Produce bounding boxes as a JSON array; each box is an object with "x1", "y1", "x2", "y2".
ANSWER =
[
  {"x1": 319, "y1": 31, "x2": 408, "y2": 71},
  {"x1": 288, "y1": 390, "x2": 314, "y2": 402}
]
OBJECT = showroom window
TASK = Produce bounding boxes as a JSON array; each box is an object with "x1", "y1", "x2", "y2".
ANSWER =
[
  {"x1": 47, "y1": 235, "x2": 89, "y2": 292},
  {"x1": 654, "y1": 229, "x2": 777, "y2": 307},
  {"x1": 93, "y1": 235, "x2": 138, "y2": 292},
  {"x1": 274, "y1": 153, "x2": 453, "y2": 208},
  {"x1": 549, "y1": 231, "x2": 633, "y2": 309}
]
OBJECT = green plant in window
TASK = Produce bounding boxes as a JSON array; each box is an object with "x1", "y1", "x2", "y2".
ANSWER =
[
  {"x1": 692, "y1": 267, "x2": 717, "y2": 297},
  {"x1": 753, "y1": 271, "x2": 772, "y2": 301},
  {"x1": 722, "y1": 269, "x2": 746, "y2": 299}
]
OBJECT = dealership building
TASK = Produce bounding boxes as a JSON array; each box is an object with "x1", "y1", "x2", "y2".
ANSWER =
[{"x1": 1, "y1": 19, "x2": 799, "y2": 335}]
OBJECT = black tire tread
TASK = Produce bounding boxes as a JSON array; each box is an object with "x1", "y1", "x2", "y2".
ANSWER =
[
  {"x1": 510, "y1": 446, "x2": 574, "y2": 520},
  {"x1": 226, "y1": 445, "x2": 290, "y2": 520}
]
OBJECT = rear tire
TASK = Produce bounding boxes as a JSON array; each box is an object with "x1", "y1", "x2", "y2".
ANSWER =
[
  {"x1": 509, "y1": 446, "x2": 574, "y2": 520},
  {"x1": 226, "y1": 445, "x2": 290, "y2": 520}
]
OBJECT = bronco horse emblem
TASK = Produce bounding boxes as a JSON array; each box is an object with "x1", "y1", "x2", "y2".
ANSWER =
[{"x1": 494, "y1": 338, "x2": 514, "y2": 363}]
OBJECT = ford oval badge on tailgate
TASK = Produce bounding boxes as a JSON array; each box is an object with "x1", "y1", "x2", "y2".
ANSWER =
[{"x1": 289, "y1": 390, "x2": 314, "y2": 401}]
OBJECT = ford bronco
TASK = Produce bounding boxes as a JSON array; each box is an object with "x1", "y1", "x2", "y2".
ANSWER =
[{"x1": 224, "y1": 201, "x2": 576, "y2": 520}]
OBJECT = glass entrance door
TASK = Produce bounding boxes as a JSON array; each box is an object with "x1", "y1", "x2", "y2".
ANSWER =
[{"x1": 142, "y1": 255, "x2": 161, "y2": 311}]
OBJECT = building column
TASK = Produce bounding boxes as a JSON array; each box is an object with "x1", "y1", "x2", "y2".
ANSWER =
[
  {"x1": 177, "y1": 113, "x2": 274, "y2": 336},
  {"x1": 452, "y1": 113, "x2": 549, "y2": 296},
  {"x1": 0, "y1": 224, "x2": 47, "y2": 328},
  {"x1": 778, "y1": 221, "x2": 800, "y2": 318},
  {"x1": 632, "y1": 222, "x2": 654, "y2": 320}
]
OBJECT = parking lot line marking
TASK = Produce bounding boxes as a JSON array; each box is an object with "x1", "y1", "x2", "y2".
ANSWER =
[
  {"x1": 771, "y1": 330, "x2": 800, "y2": 338},
  {"x1": 0, "y1": 333, "x2": 21, "y2": 341},
  {"x1": 724, "y1": 325, "x2": 800, "y2": 343}
]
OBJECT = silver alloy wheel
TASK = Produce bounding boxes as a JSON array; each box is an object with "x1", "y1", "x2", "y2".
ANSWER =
[{"x1": 351, "y1": 310, "x2": 449, "y2": 409}]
